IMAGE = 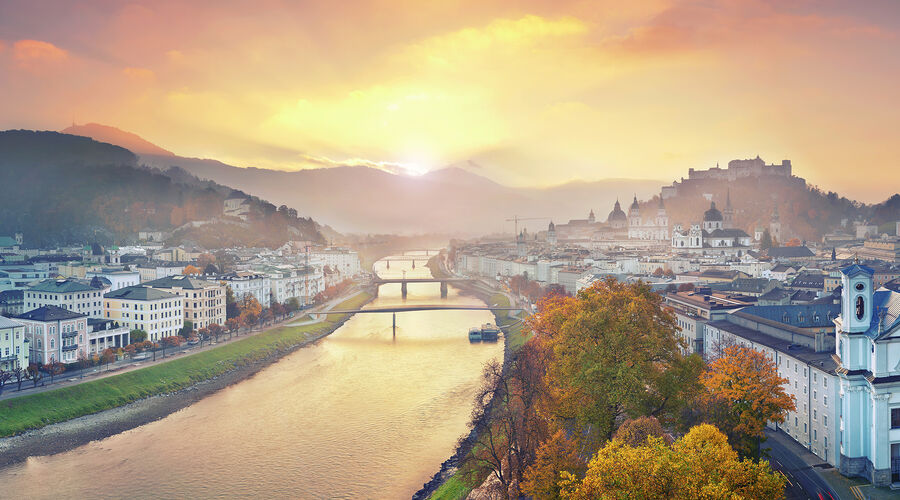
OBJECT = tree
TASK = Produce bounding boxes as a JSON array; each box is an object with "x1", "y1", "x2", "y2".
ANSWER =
[
  {"x1": 653, "y1": 267, "x2": 665, "y2": 277},
  {"x1": 271, "y1": 302, "x2": 286, "y2": 320},
  {"x1": 560, "y1": 424, "x2": 785, "y2": 499},
  {"x1": 100, "y1": 348, "x2": 116, "y2": 370},
  {"x1": 528, "y1": 279, "x2": 700, "y2": 443},
  {"x1": 209, "y1": 323, "x2": 225, "y2": 342},
  {"x1": 285, "y1": 297, "x2": 301, "y2": 312},
  {"x1": 522, "y1": 429, "x2": 586, "y2": 500},
  {"x1": 701, "y1": 345, "x2": 796, "y2": 458},
  {"x1": 182, "y1": 264, "x2": 202, "y2": 275},
  {"x1": 27, "y1": 363, "x2": 42, "y2": 387},
  {"x1": 12, "y1": 365, "x2": 27, "y2": 391},
  {"x1": 677, "y1": 282, "x2": 695, "y2": 292},
  {"x1": 130, "y1": 328, "x2": 148, "y2": 343},
  {"x1": 46, "y1": 357, "x2": 65, "y2": 384},
  {"x1": 760, "y1": 229, "x2": 773, "y2": 250},
  {"x1": 123, "y1": 343, "x2": 137, "y2": 359},
  {"x1": 613, "y1": 416, "x2": 669, "y2": 447},
  {"x1": 225, "y1": 286, "x2": 239, "y2": 319},
  {"x1": 179, "y1": 320, "x2": 194, "y2": 338},
  {"x1": 239, "y1": 295, "x2": 263, "y2": 317},
  {"x1": 76, "y1": 350, "x2": 92, "y2": 378},
  {"x1": 198, "y1": 252, "x2": 216, "y2": 270},
  {"x1": 0, "y1": 369, "x2": 11, "y2": 396},
  {"x1": 259, "y1": 308, "x2": 273, "y2": 326},
  {"x1": 460, "y1": 340, "x2": 549, "y2": 497}
]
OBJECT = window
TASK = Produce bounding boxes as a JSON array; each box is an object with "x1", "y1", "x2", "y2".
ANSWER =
[{"x1": 892, "y1": 408, "x2": 900, "y2": 429}]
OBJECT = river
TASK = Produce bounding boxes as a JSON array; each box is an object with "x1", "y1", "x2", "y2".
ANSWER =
[{"x1": 0, "y1": 252, "x2": 503, "y2": 499}]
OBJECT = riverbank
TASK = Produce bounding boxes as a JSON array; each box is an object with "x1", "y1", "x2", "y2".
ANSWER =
[
  {"x1": 0, "y1": 291, "x2": 374, "y2": 468},
  {"x1": 414, "y1": 256, "x2": 529, "y2": 500}
]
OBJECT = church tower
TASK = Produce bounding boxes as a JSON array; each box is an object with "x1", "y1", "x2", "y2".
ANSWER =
[
  {"x1": 628, "y1": 195, "x2": 641, "y2": 227},
  {"x1": 840, "y1": 263, "x2": 873, "y2": 335},
  {"x1": 769, "y1": 205, "x2": 782, "y2": 244},
  {"x1": 723, "y1": 190, "x2": 735, "y2": 229},
  {"x1": 656, "y1": 197, "x2": 668, "y2": 239},
  {"x1": 588, "y1": 210, "x2": 595, "y2": 224},
  {"x1": 547, "y1": 221, "x2": 557, "y2": 246}
]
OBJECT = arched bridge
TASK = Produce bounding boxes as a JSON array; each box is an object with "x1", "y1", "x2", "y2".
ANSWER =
[{"x1": 318, "y1": 304, "x2": 526, "y2": 337}]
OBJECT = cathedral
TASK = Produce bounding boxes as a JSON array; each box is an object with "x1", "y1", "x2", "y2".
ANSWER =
[
  {"x1": 626, "y1": 195, "x2": 669, "y2": 241},
  {"x1": 671, "y1": 191, "x2": 752, "y2": 254},
  {"x1": 549, "y1": 196, "x2": 669, "y2": 243}
]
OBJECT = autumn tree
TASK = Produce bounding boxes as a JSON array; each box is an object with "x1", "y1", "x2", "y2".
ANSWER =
[
  {"x1": 225, "y1": 317, "x2": 240, "y2": 337},
  {"x1": 760, "y1": 229, "x2": 773, "y2": 250},
  {"x1": 701, "y1": 345, "x2": 796, "y2": 458},
  {"x1": 785, "y1": 237, "x2": 802, "y2": 247},
  {"x1": 0, "y1": 369, "x2": 11, "y2": 395},
  {"x1": 209, "y1": 322, "x2": 225, "y2": 342},
  {"x1": 100, "y1": 348, "x2": 116, "y2": 370},
  {"x1": 522, "y1": 429, "x2": 586, "y2": 500},
  {"x1": 182, "y1": 264, "x2": 202, "y2": 275},
  {"x1": 46, "y1": 357, "x2": 66, "y2": 384},
  {"x1": 613, "y1": 416, "x2": 669, "y2": 447},
  {"x1": 27, "y1": 363, "x2": 42, "y2": 387},
  {"x1": 460, "y1": 340, "x2": 550, "y2": 497},
  {"x1": 529, "y1": 279, "x2": 702, "y2": 443},
  {"x1": 560, "y1": 424, "x2": 785, "y2": 500}
]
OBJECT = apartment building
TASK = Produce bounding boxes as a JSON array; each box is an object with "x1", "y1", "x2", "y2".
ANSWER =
[{"x1": 104, "y1": 286, "x2": 184, "y2": 341}]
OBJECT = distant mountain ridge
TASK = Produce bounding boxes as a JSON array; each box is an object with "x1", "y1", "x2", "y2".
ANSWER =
[
  {"x1": 62, "y1": 123, "x2": 175, "y2": 156},
  {"x1": 0, "y1": 130, "x2": 322, "y2": 247}
]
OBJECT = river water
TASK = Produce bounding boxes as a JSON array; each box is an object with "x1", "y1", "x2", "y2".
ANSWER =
[{"x1": 0, "y1": 253, "x2": 503, "y2": 499}]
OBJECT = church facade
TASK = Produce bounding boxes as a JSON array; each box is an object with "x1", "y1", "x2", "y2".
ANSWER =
[{"x1": 671, "y1": 193, "x2": 752, "y2": 255}]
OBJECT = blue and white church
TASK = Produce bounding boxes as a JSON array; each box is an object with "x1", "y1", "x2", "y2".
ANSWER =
[{"x1": 835, "y1": 263, "x2": 900, "y2": 486}]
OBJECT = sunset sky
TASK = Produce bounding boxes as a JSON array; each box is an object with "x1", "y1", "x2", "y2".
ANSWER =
[{"x1": 1, "y1": 0, "x2": 898, "y2": 202}]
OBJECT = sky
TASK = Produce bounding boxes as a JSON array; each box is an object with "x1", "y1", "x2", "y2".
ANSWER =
[{"x1": 1, "y1": 0, "x2": 899, "y2": 202}]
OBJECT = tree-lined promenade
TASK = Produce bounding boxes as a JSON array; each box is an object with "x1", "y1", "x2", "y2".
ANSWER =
[
  {"x1": 431, "y1": 278, "x2": 795, "y2": 500},
  {"x1": 0, "y1": 290, "x2": 372, "y2": 439}
]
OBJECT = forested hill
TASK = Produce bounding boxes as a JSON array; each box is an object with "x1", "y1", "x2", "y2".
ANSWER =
[{"x1": 0, "y1": 130, "x2": 323, "y2": 248}]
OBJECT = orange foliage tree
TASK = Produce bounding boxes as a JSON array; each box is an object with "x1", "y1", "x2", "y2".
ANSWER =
[
  {"x1": 182, "y1": 264, "x2": 202, "y2": 275},
  {"x1": 701, "y1": 345, "x2": 796, "y2": 458}
]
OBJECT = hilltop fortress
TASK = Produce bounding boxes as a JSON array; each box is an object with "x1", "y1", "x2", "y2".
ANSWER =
[{"x1": 662, "y1": 156, "x2": 799, "y2": 199}]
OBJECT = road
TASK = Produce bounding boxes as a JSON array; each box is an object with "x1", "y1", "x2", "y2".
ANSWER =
[{"x1": 765, "y1": 429, "x2": 841, "y2": 500}]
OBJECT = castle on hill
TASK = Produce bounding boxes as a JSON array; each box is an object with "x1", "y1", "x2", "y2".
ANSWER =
[{"x1": 662, "y1": 155, "x2": 799, "y2": 199}]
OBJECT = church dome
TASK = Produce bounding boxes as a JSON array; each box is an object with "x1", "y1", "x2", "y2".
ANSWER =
[
  {"x1": 607, "y1": 200, "x2": 627, "y2": 222},
  {"x1": 704, "y1": 201, "x2": 723, "y2": 222}
]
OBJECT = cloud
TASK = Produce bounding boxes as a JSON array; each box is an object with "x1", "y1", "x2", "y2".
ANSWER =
[
  {"x1": 12, "y1": 39, "x2": 67, "y2": 65},
  {"x1": 299, "y1": 154, "x2": 426, "y2": 176}
]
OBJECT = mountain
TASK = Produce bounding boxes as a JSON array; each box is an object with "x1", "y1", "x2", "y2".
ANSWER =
[
  {"x1": 0, "y1": 130, "x2": 322, "y2": 248},
  {"x1": 138, "y1": 152, "x2": 664, "y2": 234},
  {"x1": 62, "y1": 123, "x2": 175, "y2": 156}
]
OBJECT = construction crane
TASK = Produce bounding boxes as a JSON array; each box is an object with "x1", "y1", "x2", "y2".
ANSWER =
[{"x1": 505, "y1": 216, "x2": 552, "y2": 237}]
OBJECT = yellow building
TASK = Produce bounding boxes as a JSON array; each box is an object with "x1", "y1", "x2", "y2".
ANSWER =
[{"x1": 103, "y1": 285, "x2": 184, "y2": 341}]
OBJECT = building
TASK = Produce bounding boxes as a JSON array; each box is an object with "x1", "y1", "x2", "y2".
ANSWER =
[
  {"x1": 218, "y1": 271, "x2": 271, "y2": 308},
  {"x1": 86, "y1": 318, "x2": 131, "y2": 355},
  {"x1": 104, "y1": 286, "x2": 184, "y2": 341},
  {"x1": 766, "y1": 246, "x2": 816, "y2": 262},
  {"x1": 856, "y1": 238, "x2": 900, "y2": 264},
  {"x1": 627, "y1": 196, "x2": 669, "y2": 241},
  {"x1": 833, "y1": 264, "x2": 900, "y2": 486},
  {"x1": 671, "y1": 201, "x2": 752, "y2": 255},
  {"x1": 268, "y1": 266, "x2": 325, "y2": 306},
  {"x1": 0, "y1": 290, "x2": 24, "y2": 316},
  {"x1": 17, "y1": 305, "x2": 89, "y2": 364},
  {"x1": 224, "y1": 195, "x2": 251, "y2": 220},
  {"x1": 143, "y1": 275, "x2": 226, "y2": 330},
  {"x1": 686, "y1": 157, "x2": 792, "y2": 181},
  {"x1": 664, "y1": 289, "x2": 755, "y2": 356},
  {"x1": 24, "y1": 278, "x2": 108, "y2": 318},
  {"x1": 0, "y1": 316, "x2": 28, "y2": 370},
  {"x1": 137, "y1": 261, "x2": 187, "y2": 283},
  {"x1": 309, "y1": 248, "x2": 361, "y2": 278},
  {"x1": 85, "y1": 268, "x2": 141, "y2": 292},
  {"x1": 0, "y1": 265, "x2": 50, "y2": 291}
]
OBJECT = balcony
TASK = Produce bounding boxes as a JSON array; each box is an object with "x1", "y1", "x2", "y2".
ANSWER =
[
  {"x1": 62, "y1": 330, "x2": 79, "y2": 339},
  {"x1": 62, "y1": 344, "x2": 79, "y2": 352}
]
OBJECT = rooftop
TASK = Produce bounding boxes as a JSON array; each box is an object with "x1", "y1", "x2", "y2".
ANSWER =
[
  {"x1": 28, "y1": 278, "x2": 101, "y2": 293},
  {"x1": 16, "y1": 305, "x2": 86, "y2": 322},
  {"x1": 105, "y1": 285, "x2": 180, "y2": 301}
]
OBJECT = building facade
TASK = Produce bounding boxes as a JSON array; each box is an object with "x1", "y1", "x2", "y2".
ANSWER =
[
  {"x1": 0, "y1": 316, "x2": 28, "y2": 370},
  {"x1": 143, "y1": 275, "x2": 226, "y2": 330},
  {"x1": 17, "y1": 306, "x2": 89, "y2": 364},
  {"x1": 218, "y1": 271, "x2": 271, "y2": 308},
  {"x1": 24, "y1": 278, "x2": 108, "y2": 318},
  {"x1": 104, "y1": 286, "x2": 184, "y2": 341}
]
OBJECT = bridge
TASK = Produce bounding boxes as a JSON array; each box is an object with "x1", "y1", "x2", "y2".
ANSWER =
[
  {"x1": 371, "y1": 277, "x2": 472, "y2": 298},
  {"x1": 318, "y1": 304, "x2": 526, "y2": 337}
]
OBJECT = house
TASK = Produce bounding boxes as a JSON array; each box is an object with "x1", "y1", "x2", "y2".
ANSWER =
[
  {"x1": 764, "y1": 264, "x2": 800, "y2": 282},
  {"x1": 85, "y1": 269, "x2": 141, "y2": 292},
  {"x1": 104, "y1": 286, "x2": 184, "y2": 341},
  {"x1": 765, "y1": 246, "x2": 815, "y2": 262},
  {"x1": 24, "y1": 278, "x2": 109, "y2": 318},
  {"x1": 16, "y1": 305, "x2": 89, "y2": 364},
  {"x1": 86, "y1": 318, "x2": 131, "y2": 355},
  {"x1": 218, "y1": 271, "x2": 271, "y2": 308},
  {"x1": 0, "y1": 316, "x2": 28, "y2": 370}
]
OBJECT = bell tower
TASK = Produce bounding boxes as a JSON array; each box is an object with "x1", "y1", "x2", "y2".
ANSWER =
[{"x1": 840, "y1": 263, "x2": 873, "y2": 334}]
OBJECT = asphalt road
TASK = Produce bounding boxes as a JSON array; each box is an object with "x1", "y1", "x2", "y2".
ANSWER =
[{"x1": 765, "y1": 431, "x2": 841, "y2": 500}]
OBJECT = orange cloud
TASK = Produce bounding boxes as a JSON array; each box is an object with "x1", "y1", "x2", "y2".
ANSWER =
[{"x1": 12, "y1": 39, "x2": 67, "y2": 64}]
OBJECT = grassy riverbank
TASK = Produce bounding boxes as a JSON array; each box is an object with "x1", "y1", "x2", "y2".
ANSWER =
[{"x1": 0, "y1": 292, "x2": 372, "y2": 438}]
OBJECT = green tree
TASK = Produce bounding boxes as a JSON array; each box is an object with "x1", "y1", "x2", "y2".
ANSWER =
[
  {"x1": 129, "y1": 329, "x2": 148, "y2": 343},
  {"x1": 760, "y1": 229, "x2": 773, "y2": 250},
  {"x1": 179, "y1": 320, "x2": 194, "y2": 338}
]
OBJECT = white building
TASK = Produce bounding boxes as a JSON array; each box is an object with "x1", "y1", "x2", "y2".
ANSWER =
[
  {"x1": 834, "y1": 264, "x2": 900, "y2": 486},
  {"x1": 143, "y1": 275, "x2": 226, "y2": 330},
  {"x1": 267, "y1": 266, "x2": 325, "y2": 306},
  {"x1": 218, "y1": 271, "x2": 271, "y2": 308},
  {"x1": 24, "y1": 278, "x2": 108, "y2": 318},
  {"x1": 671, "y1": 201, "x2": 752, "y2": 255},
  {"x1": 17, "y1": 305, "x2": 89, "y2": 364},
  {"x1": 86, "y1": 269, "x2": 141, "y2": 292},
  {"x1": 310, "y1": 248, "x2": 361, "y2": 278},
  {"x1": 627, "y1": 196, "x2": 669, "y2": 241},
  {"x1": 86, "y1": 318, "x2": 131, "y2": 355},
  {"x1": 137, "y1": 262, "x2": 186, "y2": 283}
]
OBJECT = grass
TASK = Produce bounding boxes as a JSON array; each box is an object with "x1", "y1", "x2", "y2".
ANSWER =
[
  {"x1": 0, "y1": 292, "x2": 372, "y2": 438},
  {"x1": 428, "y1": 475, "x2": 471, "y2": 500}
]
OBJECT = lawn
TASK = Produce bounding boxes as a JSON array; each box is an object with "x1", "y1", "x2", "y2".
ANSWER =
[{"x1": 0, "y1": 292, "x2": 371, "y2": 437}]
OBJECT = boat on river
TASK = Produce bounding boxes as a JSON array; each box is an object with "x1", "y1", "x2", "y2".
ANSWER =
[{"x1": 469, "y1": 323, "x2": 500, "y2": 342}]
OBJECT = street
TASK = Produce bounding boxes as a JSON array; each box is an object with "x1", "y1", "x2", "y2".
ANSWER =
[{"x1": 765, "y1": 429, "x2": 841, "y2": 500}]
